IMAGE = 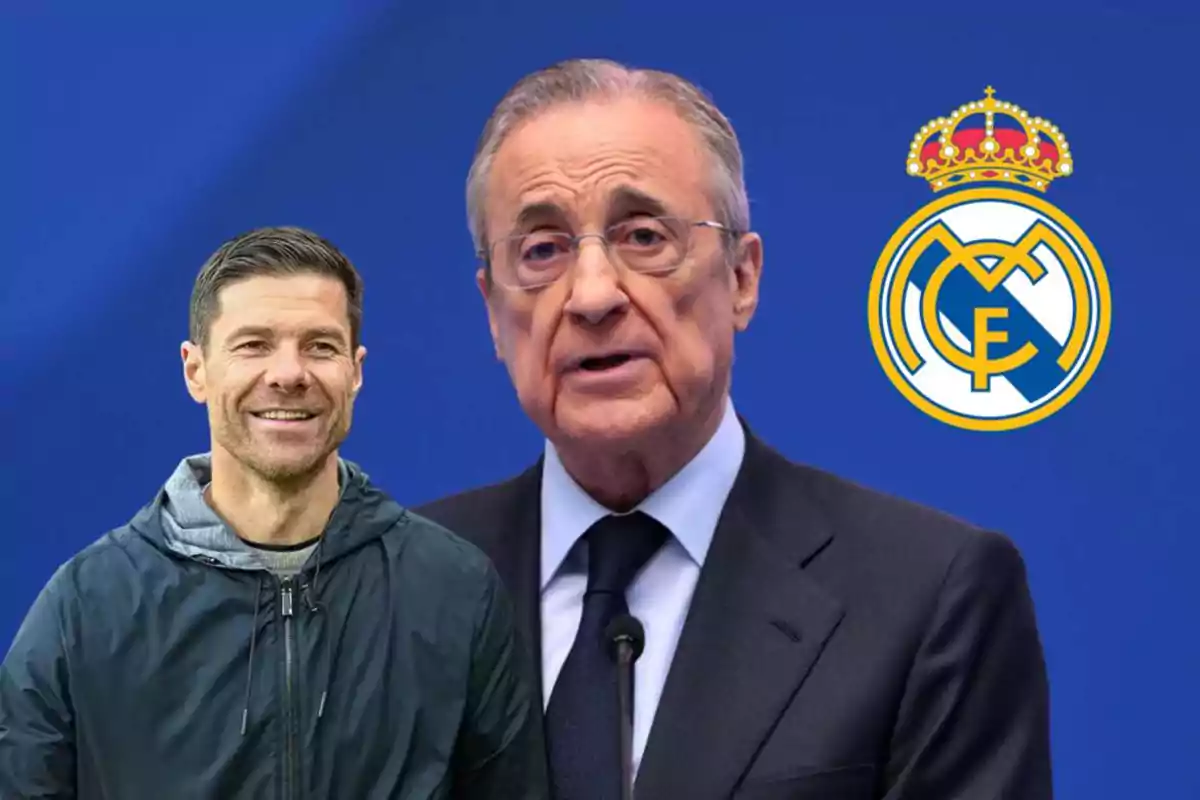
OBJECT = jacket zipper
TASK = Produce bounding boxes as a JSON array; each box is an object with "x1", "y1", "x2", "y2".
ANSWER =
[{"x1": 280, "y1": 577, "x2": 299, "y2": 800}]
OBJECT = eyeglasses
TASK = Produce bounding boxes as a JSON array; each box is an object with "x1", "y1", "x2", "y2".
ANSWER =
[{"x1": 485, "y1": 216, "x2": 736, "y2": 290}]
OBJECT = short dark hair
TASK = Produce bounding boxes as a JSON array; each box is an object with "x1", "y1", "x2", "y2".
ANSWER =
[{"x1": 188, "y1": 226, "x2": 364, "y2": 349}]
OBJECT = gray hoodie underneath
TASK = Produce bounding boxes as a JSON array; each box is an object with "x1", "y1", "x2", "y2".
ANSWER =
[{"x1": 159, "y1": 453, "x2": 349, "y2": 576}]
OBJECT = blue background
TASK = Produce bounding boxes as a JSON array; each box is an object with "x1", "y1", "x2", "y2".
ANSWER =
[{"x1": 4, "y1": 5, "x2": 1197, "y2": 798}]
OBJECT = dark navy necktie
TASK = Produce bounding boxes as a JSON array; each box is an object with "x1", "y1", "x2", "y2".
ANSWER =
[{"x1": 544, "y1": 512, "x2": 669, "y2": 800}]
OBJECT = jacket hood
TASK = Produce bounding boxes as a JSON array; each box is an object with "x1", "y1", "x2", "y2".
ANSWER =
[{"x1": 129, "y1": 453, "x2": 407, "y2": 571}]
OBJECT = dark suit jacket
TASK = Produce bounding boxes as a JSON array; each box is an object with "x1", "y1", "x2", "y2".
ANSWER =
[{"x1": 414, "y1": 423, "x2": 1053, "y2": 799}]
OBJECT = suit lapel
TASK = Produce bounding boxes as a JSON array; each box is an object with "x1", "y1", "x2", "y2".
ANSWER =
[{"x1": 635, "y1": 432, "x2": 846, "y2": 798}]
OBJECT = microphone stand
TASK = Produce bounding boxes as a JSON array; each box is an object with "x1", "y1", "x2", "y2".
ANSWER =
[
  {"x1": 616, "y1": 640, "x2": 635, "y2": 800},
  {"x1": 606, "y1": 615, "x2": 645, "y2": 800}
]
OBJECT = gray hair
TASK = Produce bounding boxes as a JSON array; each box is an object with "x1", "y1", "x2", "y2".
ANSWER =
[
  {"x1": 188, "y1": 225, "x2": 364, "y2": 349},
  {"x1": 465, "y1": 58, "x2": 751, "y2": 257}
]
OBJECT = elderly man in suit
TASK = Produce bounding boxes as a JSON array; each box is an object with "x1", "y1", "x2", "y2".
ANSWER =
[{"x1": 416, "y1": 58, "x2": 1053, "y2": 800}]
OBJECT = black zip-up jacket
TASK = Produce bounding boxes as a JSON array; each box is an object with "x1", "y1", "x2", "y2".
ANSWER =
[{"x1": 0, "y1": 457, "x2": 549, "y2": 799}]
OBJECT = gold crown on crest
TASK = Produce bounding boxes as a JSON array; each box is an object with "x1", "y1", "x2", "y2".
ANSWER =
[{"x1": 907, "y1": 87, "x2": 1074, "y2": 193}]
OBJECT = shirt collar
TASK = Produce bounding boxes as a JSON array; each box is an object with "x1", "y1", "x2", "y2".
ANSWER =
[{"x1": 539, "y1": 396, "x2": 746, "y2": 589}]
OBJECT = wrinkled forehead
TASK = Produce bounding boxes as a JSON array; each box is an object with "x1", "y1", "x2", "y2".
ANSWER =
[
  {"x1": 486, "y1": 98, "x2": 715, "y2": 233},
  {"x1": 210, "y1": 275, "x2": 352, "y2": 339}
]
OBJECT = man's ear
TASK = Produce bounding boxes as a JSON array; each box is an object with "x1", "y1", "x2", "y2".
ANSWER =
[
  {"x1": 731, "y1": 233, "x2": 763, "y2": 332},
  {"x1": 351, "y1": 345, "x2": 367, "y2": 395},
  {"x1": 476, "y1": 267, "x2": 504, "y2": 361},
  {"x1": 181, "y1": 340, "x2": 208, "y2": 403}
]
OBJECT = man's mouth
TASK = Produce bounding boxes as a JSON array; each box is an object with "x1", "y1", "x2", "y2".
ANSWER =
[
  {"x1": 577, "y1": 353, "x2": 636, "y2": 372},
  {"x1": 250, "y1": 409, "x2": 319, "y2": 421}
]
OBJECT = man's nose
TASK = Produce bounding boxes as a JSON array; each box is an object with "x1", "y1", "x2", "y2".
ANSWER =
[
  {"x1": 563, "y1": 237, "x2": 629, "y2": 325},
  {"x1": 263, "y1": 345, "x2": 309, "y2": 391}
]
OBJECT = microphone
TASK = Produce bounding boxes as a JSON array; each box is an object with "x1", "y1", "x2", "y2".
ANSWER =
[{"x1": 605, "y1": 614, "x2": 645, "y2": 800}]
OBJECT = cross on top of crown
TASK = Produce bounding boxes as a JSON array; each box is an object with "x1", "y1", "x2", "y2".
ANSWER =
[{"x1": 984, "y1": 86, "x2": 996, "y2": 100}]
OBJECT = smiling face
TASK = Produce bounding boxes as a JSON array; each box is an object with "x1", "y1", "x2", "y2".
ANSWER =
[
  {"x1": 477, "y1": 95, "x2": 762, "y2": 457},
  {"x1": 181, "y1": 273, "x2": 366, "y2": 484}
]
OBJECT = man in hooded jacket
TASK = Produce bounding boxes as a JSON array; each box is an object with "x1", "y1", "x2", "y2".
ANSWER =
[{"x1": 0, "y1": 226, "x2": 549, "y2": 799}]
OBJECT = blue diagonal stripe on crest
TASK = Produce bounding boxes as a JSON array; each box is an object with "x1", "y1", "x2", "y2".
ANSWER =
[{"x1": 905, "y1": 233, "x2": 1072, "y2": 402}]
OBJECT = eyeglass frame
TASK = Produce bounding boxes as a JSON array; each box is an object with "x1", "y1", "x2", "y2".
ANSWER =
[{"x1": 479, "y1": 215, "x2": 741, "y2": 291}]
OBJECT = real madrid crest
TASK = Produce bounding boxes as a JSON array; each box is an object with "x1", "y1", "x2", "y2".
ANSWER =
[{"x1": 868, "y1": 87, "x2": 1112, "y2": 431}]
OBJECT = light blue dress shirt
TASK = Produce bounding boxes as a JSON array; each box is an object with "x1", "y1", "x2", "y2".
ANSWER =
[{"x1": 539, "y1": 396, "x2": 746, "y2": 774}]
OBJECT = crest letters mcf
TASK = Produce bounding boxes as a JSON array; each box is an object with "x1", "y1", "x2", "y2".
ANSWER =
[{"x1": 869, "y1": 87, "x2": 1112, "y2": 432}]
